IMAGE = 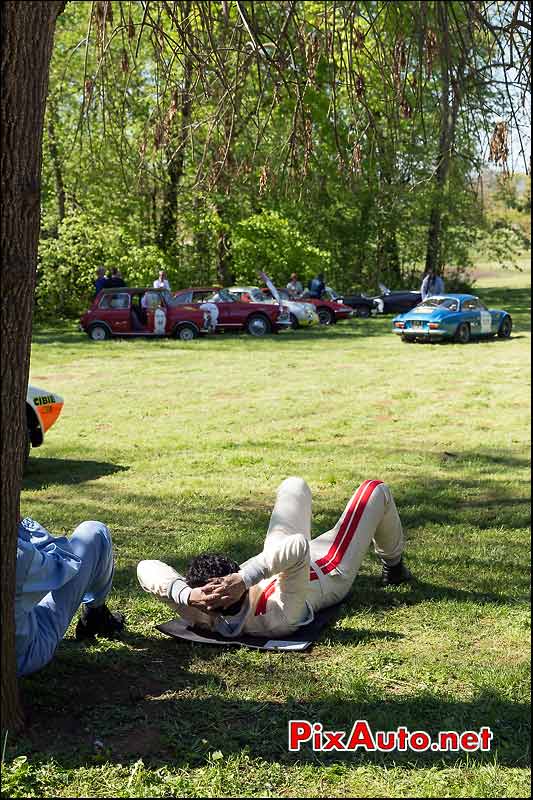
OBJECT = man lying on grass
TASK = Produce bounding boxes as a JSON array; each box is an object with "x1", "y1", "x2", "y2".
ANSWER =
[
  {"x1": 16, "y1": 517, "x2": 125, "y2": 676},
  {"x1": 138, "y1": 477, "x2": 412, "y2": 639}
]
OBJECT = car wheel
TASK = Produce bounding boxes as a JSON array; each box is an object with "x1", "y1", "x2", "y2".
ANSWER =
[
  {"x1": 497, "y1": 316, "x2": 512, "y2": 338},
  {"x1": 401, "y1": 335, "x2": 414, "y2": 343},
  {"x1": 454, "y1": 322, "x2": 470, "y2": 344},
  {"x1": 246, "y1": 314, "x2": 271, "y2": 336},
  {"x1": 355, "y1": 306, "x2": 370, "y2": 318},
  {"x1": 89, "y1": 324, "x2": 110, "y2": 341},
  {"x1": 175, "y1": 324, "x2": 197, "y2": 342},
  {"x1": 317, "y1": 307, "x2": 334, "y2": 325},
  {"x1": 290, "y1": 313, "x2": 300, "y2": 330}
]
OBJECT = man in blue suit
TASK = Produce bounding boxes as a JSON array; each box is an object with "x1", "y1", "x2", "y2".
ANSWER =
[{"x1": 16, "y1": 516, "x2": 125, "y2": 676}]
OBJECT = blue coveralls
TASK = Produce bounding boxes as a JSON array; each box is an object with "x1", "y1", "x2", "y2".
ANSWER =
[{"x1": 16, "y1": 518, "x2": 115, "y2": 676}]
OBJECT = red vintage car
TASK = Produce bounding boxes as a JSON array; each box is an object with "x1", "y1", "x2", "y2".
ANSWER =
[
  {"x1": 80, "y1": 287, "x2": 206, "y2": 341},
  {"x1": 173, "y1": 287, "x2": 292, "y2": 336},
  {"x1": 262, "y1": 287, "x2": 354, "y2": 325}
]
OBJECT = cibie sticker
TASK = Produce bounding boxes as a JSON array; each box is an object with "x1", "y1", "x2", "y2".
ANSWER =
[
  {"x1": 33, "y1": 395, "x2": 55, "y2": 406},
  {"x1": 20, "y1": 517, "x2": 39, "y2": 531}
]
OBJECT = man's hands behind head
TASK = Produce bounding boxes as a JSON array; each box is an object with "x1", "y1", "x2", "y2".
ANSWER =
[
  {"x1": 188, "y1": 572, "x2": 246, "y2": 613},
  {"x1": 188, "y1": 585, "x2": 214, "y2": 612}
]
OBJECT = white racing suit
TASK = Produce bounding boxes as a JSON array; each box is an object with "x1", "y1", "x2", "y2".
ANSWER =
[
  {"x1": 199, "y1": 302, "x2": 219, "y2": 332},
  {"x1": 137, "y1": 477, "x2": 405, "y2": 638}
]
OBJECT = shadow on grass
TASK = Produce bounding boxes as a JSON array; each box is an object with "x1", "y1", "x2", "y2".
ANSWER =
[
  {"x1": 429, "y1": 333, "x2": 528, "y2": 345},
  {"x1": 134, "y1": 691, "x2": 530, "y2": 768},
  {"x1": 397, "y1": 476, "x2": 530, "y2": 534},
  {"x1": 23, "y1": 458, "x2": 129, "y2": 490},
  {"x1": 453, "y1": 451, "x2": 530, "y2": 469},
  {"x1": 32, "y1": 325, "x2": 90, "y2": 346},
  {"x1": 31, "y1": 319, "x2": 388, "y2": 350},
  {"x1": 14, "y1": 653, "x2": 530, "y2": 769}
]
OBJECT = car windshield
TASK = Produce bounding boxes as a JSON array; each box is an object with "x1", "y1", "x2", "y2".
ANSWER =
[
  {"x1": 415, "y1": 297, "x2": 458, "y2": 312},
  {"x1": 325, "y1": 286, "x2": 340, "y2": 300}
]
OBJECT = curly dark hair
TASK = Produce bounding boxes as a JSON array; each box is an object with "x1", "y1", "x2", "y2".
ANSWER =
[{"x1": 185, "y1": 552, "x2": 245, "y2": 616}]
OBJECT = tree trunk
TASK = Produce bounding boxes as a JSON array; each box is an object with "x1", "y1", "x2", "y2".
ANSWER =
[
  {"x1": 151, "y1": 186, "x2": 158, "y2": 243},
  {"x1": 370, "y1": 120, "x2": 402, "y2": 289},
  {"x1": 425, "y1": 3, "x2": 462, "y2": 273},
  {"x1": 47, "y1": 93, "x2": 66, "y2": 227},
  {"x1": 1, "y1": 0, "x2": 65, "y2": 735},
  {"x1": 158, "y1": 2, "x2": 193, "y2": 251},
  {"x1": 192, "y1": 196, "x2": 212, "y2": 283},
  {"x1": 216, "y1": 227, "x2": 232, "y2": 286},
  {"x1": 377, "y1": 226, "x2": 401, "y2": 287}
]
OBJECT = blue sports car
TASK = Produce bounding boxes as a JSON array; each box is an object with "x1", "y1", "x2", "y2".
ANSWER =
[{"x1": 392, "y1": 294, "x2": 512, "y2": 344}]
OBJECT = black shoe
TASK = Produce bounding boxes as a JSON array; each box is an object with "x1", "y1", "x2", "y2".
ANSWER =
[
  {"x1": 75, "y1": 604, "x2": 125, "y2": 641},
  {"x1": 381, "y1": 558, "x2": 413, "y2": 586}
]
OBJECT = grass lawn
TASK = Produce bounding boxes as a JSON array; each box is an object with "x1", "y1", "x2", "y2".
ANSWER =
[{"x1": 3, "y1": 259, "x2": 530, "y2": 798}]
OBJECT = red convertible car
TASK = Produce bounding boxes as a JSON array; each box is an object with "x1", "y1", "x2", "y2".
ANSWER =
[
  {"x1": 173, "y1": 287, "x2": 291, "y2": 336},
  {"x1": 80, "y1": 287, "x2": 206, "y2": 341},
  {"x1": 262, "y1": 287, "x2": 354, "y2": 326}
]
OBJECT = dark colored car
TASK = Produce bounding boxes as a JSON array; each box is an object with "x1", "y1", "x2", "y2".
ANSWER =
[
  {"x1": 328, "y1": 284, "x2": 422, "y2": 316},
  {"x1": 80, "y1": 287, "x2": 206, "y2": 341},
  {"x1": 324, "y1": 287, "x2": 376, "y2": 317},
  {"x1": 173, "y1": 287, "x2": 291, "y2": 336},
  {"x1": 372, "y1": 284, "x2": 423, "y2": 314}
]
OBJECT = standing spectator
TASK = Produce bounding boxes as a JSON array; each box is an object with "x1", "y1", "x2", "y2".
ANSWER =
[
  {"x1": 308, "y1": 272, "x2": 326, "y2": 299},
  {"x1": 106, "y1": 267, "x2": 126, "y2": 288},
  {"x1": 286, "y1": 273, "x2": 303, "y2": 298},
  {"x1": 153, "y1": 270, "x2": 171, "y2": 291},
  {"x1": 420, "y1": 269, "x2": 445, "y2": 301},
  {"x1": 94, "y1": 267, "x2": 107, "y2": 298}
]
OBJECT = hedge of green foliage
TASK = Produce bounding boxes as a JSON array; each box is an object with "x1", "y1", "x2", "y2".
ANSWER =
[
  {"x1": 37, "y1": 213, "x2": 173, "y2": 318},
  {"x1": 36, "y1": 210, "x2": 332, "y2": 318},
  {"x1": 231, "y1": 211, "x2": 330, "y2": 287}
]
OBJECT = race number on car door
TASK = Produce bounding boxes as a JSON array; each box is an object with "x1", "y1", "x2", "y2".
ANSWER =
[{"x1": 480, "y1": 309, "x2": 492, "y2": 333}]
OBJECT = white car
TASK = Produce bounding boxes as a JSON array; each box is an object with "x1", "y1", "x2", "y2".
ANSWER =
[
  {"x1": 26, "y1": 384, "x2": 64, "y2": 460},
  {"x1": 229, "y1": 286, "x2": 319, "y2": 329}
]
